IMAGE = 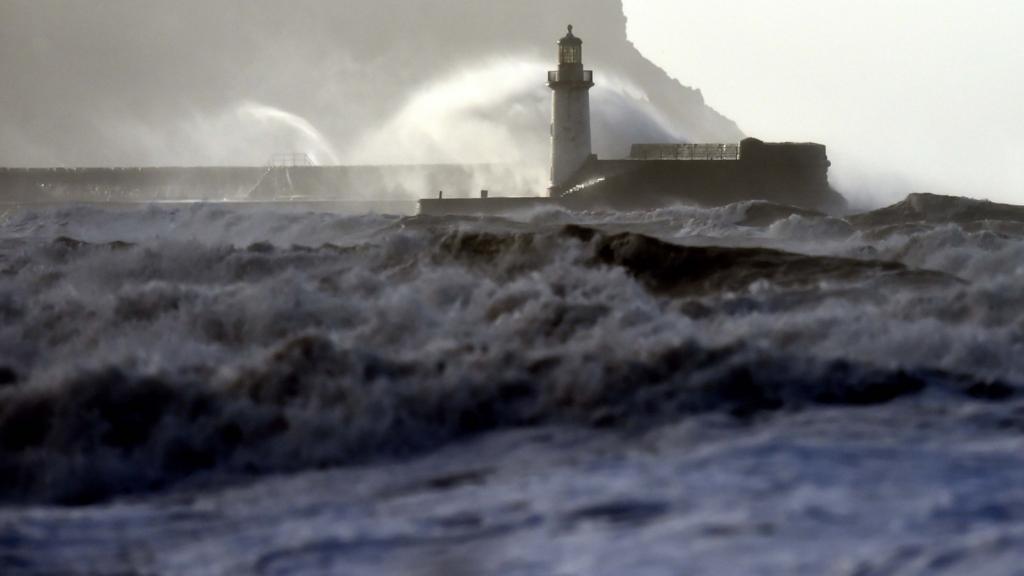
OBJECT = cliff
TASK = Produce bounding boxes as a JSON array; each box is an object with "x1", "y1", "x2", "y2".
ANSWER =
[{"x1": 0, "y1": 0, "x2": 742, "y2": 169}]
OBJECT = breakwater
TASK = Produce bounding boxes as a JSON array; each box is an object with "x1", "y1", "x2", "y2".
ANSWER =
[{"x1": 0, "y1": 164, "x2": 537, "y2": 203}]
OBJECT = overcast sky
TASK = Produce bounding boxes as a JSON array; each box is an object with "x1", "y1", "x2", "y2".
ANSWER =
[{"x1": 624, "y1": 0, "x2": 1024, "y2": 205}]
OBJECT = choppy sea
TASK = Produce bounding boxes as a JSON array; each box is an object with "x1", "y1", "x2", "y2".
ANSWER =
[{"x1": 1, "y1": 194, "x2": 1023, "y2": 575}]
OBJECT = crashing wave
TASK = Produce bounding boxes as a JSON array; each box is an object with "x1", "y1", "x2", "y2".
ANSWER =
[
  {"x1": 1, "y1": 333, "x2": 1015, "y2": 504},
  {"x1": 1, "y1": 197, "x2": 1023, "y2": 503}
]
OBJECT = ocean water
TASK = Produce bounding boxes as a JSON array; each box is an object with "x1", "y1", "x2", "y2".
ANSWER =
[{"x1": 1, "y1": 196, "x2": 1023, "y2": 575}]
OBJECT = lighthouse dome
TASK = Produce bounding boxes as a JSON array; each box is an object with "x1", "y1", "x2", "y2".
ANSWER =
[{"x1": 558, "y1": 25, "x2": 582, "y2": 46}]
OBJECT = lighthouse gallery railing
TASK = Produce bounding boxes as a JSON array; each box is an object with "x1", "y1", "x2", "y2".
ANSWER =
[
  {"x1": 547, "y1": 70, "x2": 593, "y2": 84},
  {"x1": 630, "y1": 143, "x2": 742, "y2": 161}
]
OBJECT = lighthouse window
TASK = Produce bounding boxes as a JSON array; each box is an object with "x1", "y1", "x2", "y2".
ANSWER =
[{"x1": 560, "y1": 45, "x2": 581, "y2": 64}]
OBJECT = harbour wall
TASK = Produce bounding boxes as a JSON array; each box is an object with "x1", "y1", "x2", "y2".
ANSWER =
[{"x1": 0, "y1": 164, "x2": 536, "y2": 204}]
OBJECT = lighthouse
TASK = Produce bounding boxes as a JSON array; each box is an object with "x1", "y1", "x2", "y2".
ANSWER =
[{"x1": 548, "y1": 25, "x2": 594, "y2": 193}]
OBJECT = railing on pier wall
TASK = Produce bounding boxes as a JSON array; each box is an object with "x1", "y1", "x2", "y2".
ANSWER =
[
  {"x1": 266, "y1": 153, "x2": 314, "y2": 168},
  {"x1": 630, "y1": 143, "x2": 741, "y2": 161}
]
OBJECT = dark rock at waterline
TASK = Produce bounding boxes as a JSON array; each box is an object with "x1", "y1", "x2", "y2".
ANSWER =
[
  {"x1": 849, "y1": 193, "x2": 1024, "y2": 228},
  {"x1": 435, "y1": 224, "x2": 953, "y2": 297},
  {"x1": 561, "y1": 225, "x2": 949, "y2": 296}
]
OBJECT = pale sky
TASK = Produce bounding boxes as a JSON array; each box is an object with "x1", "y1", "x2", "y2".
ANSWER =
[{"x1": 623, "y1": 0, "x2": 1024, "y2": 206}]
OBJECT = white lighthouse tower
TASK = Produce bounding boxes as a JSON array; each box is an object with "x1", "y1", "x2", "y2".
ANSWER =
[{"x1": 548, "y1": 25, "x2": 594, "y2": 193}]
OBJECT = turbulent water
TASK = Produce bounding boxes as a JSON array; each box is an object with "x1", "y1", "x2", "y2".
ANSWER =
[{"x1": 1, "y1": 194, "x2": 1024, "y2": 575}]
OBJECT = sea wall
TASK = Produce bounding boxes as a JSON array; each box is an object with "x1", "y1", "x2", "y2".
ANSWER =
[{"x1": 0, "y1": 164, "x2": 538, "y2": 204}]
